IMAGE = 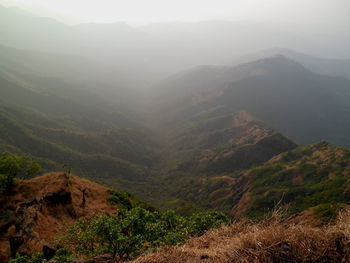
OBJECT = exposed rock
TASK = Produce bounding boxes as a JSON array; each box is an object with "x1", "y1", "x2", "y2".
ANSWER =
[
  {"x1": 44, "y1": 190, "x2": 72, "y2": 204},
  {"x1": 29, "y1": 212, "x2": 38, "y2": 221},
  {"x1": 16, "y1": 207, "x2": 25, "y2": 215},
  {"x1": 0, "y1": 173, "x2": 118, "y2": 262},
  {"x1": 9, "y1": 235, "x2": 24, "y2": 256},
  {"x1": 43, "y1": 245, "x2": 56, "y2": 260},
  {"x1": 21, "y1": 197, "x2": 39, "y2": 207}
]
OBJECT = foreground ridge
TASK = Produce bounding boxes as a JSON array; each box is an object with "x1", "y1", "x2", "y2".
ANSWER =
[{"x1": 131, "y1": 209, "x2": 350, "y2": 263}]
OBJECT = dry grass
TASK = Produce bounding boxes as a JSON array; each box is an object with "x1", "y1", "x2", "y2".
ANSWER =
[
  {"x1": 0, "y1": 173, "x2": 117, "y2": 262},
  {"x1": 131, "y1": 209, "x2": 350, "y2": 263}
]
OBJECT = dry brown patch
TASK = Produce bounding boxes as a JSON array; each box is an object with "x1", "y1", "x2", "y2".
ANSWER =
[
  {"x1": 233, "y1": 110, "x2": 254, "y2": 127},
  {"x1": 131, "y1": 209, "x2": 350, "y2": 263},
  {"x1": 266, "y1": 153, "x2": 283, "y2": 164},
  {"x1": 292, "y1": 175, "x2": 304, "y2": 185},
  {"x1": 219, "y1": 176, "x2": 237, "y2": 186},
  {"x1": 328, "y1": 173, "x2": 337, "y2": 179},
  {"x1": 232, "y1": 191, "x2": 252, "y2": 217},
  {"x1": 0, "y1": 173, "x2": 117, "y2": 262}
]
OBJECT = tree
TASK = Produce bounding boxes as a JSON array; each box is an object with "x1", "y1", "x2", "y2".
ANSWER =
[
  {"x1": 0, "y1": 152, "x2": 40, "y2": 193},
  {"x1": 57, "y1": 207, "x2": 228, "y2": 261}
]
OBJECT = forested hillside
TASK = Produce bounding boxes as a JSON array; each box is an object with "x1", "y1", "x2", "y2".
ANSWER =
[
  {"x1": 1, "y1": 2, "x2": 350, "y2": 262},
  {"x1": 173, "y1": 142, "x2": 350, "y2": 219},
  {"x1": 0, "y1": 66, "x2": 161, "y2": 190},
  {"x1": 152, "y1": 56, "x2": 350, "y2": 146}
]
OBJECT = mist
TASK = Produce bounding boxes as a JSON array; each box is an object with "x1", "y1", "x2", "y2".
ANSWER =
[
  {"x1": 2, "y1": 1, "x2": 350, "y2": 260},
  {"x1": 1, "y1": 0, "x2": 350, "y2": 89},
  {"x1": 1, "y1": 0, "x2": 350, "y2": 136}
]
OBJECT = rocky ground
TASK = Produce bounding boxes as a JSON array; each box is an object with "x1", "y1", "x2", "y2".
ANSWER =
[{"x1": 0, "y1": 173, "x2": 117, "y2": 262}]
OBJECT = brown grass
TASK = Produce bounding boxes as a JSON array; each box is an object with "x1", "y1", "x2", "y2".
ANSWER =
[
  {"x1": 131, "y1": 209, "x2": 350, "y2": 263},
  {"x1": 0, "y1": 173, "x2": 117, "y2": 262}
]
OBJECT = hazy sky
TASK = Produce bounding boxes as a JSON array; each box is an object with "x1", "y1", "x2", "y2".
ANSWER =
[{"x1": 1, "y1": 0, "x2": 349, "y2": 26}]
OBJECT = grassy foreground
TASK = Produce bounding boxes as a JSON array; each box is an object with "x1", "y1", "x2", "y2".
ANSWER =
[{"x1": 132, "y1": 208, "x2": 350, "y2": 263}]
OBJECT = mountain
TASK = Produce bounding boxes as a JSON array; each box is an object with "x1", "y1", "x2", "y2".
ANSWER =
[
  {"x1": 1, "y1": 43, "x2": 350, "y2": 212},
  {"x1": 181, "y1": 141, "x2": 350, "y2": 218},
  {"x1": 0, "y1": 66, "x2": 160, "y2": 191},
  {"x1": 234, "y1": 47, "x2": 350, "y2": 79},
  {"x1": 1, "y1": 5, "x2": 350, "y2": 85},
  {"x1": 153, "y1": 56, "x2": 350, "y2": 147},
  {"x1": 145, "y1": 110, "x2": 297, "y2": 211},
  {"x1": 0, "y1": 44, "x2": 148, "y2": 116},
  {"x1": 2, "y1": 173, "x2": 350, "y2": 263}
]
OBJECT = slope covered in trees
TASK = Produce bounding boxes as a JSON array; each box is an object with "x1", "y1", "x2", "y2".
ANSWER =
[
  {"x1": 152, "y1": 56, "x2": 350, "y2": 146},
  {"x1": 177, "y1": 142, "x2": 350, "y2": 219},
  {"x1": 0, "y1": 63, "x2": 161, "y2": 191}
]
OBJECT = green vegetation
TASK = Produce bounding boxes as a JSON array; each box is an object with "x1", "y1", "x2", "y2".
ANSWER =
[
  {"x1": 0, "y1": 152, "x2": 40, "y2": 193},
  {"x1": 8, "y1": 249, "x2": 75, "y2": 263},
  {"x1": 314, "y1": 203, "x2": 345, "y2": 223},
  {"x1": 52, "y1": 248, "x2": 76, "y2": 263},
  {"x1": 107, "y1": 189, "x2": 156, "y2": 211},
  {"x1": 246, "y1": 143, "x2": 350, "y2": 219},
  {"x1": 9, "y1": 253, "x2": 45, "y2": 263},
  {"x1": 0, "y1": 70, "x2": 161, "y2": 198},
  {"x1": 56, "y1": 208, "x2": 228, "y2": 261},
  {"x1": 161, "y1": 199, "x2": 203, "y2": 216}
]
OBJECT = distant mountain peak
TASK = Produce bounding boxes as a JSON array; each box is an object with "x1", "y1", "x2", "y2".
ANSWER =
[
  {"x1": 237, "y1": 54, "x2": 312, "y2": 77},
  {"x1": 235, "y1": 47, "x2": 350, "y2": 79}
]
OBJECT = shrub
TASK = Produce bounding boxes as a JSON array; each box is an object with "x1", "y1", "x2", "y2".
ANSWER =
[
  {"x1": 57, "y1": 208, "x2": 228, "y2": 261},
  {"x1": 0, "y1": 152, "x2": 40, "y2": 193},
  {"x1": 52, "y1": 248, "x2": 76, "y2": 263},
  {"x1": 9, "y1": 253, "x2": 46, "y2": 263},
  {"x1": 314, "y1": 203, "x2": 345, "y2": 223}
]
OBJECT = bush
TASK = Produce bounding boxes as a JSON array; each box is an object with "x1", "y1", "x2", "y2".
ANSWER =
[
  {"x1": 314, "y1": 203, "x2": 345, "y2": 223},
  {"x1": 9, "y1": 253, "x2": 46, "y2": 263},
  {"x1": 57, "y1": 207, "x2": 228, "y2": 261},
  {"x1": 107, "y1": 189, "x2": 156, "y2": 211},
  {"x1": 52, "y1": 248, "x2": 76, "y2": 263},
  {"x1": 0, "y1": 152, "x2": 40, "y2": 193}
]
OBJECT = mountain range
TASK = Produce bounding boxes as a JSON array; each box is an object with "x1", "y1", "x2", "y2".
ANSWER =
[
  {"x1": 0, "y1": 2, "x2": 350, "y2": 220},
  {"x1": 1, "y1": 4, "x2": 350, "y2": 261}
]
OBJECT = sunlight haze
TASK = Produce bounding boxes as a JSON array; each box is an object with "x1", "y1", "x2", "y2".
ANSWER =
[
  {"x1": 2, "y1": 0, "x2": 350, "y2": 261},
  {"x1": 1, "y1": 0, "x2": 349, "y2": 26}
]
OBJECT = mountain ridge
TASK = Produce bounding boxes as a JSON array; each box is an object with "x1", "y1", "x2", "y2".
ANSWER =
[{"x1": 152, "y1": 55, "x2": 350, "y2": 146}]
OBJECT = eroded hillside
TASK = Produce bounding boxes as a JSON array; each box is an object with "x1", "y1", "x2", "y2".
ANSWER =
[
  {"x1": 151, "y1": 110, "x2": 297, "y2": 212},
  {"x1": 182, "y1": 141, "x2": 350, "y2": 218},
  {"x1": 0, "y1": 173, "x2": 118, "y2": 261}
]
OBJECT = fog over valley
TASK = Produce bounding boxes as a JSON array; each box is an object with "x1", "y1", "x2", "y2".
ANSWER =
[{"x1": 1, "y1": 1, "x2": 350, "y2": 262}]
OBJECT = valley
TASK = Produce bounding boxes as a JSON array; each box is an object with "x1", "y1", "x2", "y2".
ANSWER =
[{"x1": 0, "y1": 2, "x2": 350, "y2": 262}]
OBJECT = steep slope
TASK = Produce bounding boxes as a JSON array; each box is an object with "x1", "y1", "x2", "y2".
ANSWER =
[
  {"x1": 0, "y1": 171, "x2": 227, "y2": 263},
  {"x1": 0, "y1": 173, "x2": 118, "y2": 261},
  {"x1": 152, "y1": 56, "x2": 350, "y2": 146},
  {"x1": 0, "y1": 69, "x2": 160, "y2": 190},
  {"x1": 0, "y1": 44, "x2": 146, "y2": 116},
  {"x1": 160, "y1": 110, "x2": 296, "y2": 175},
  {"x1": 147, "y1": 110, "x2": 296, "y2": 211},
  {"x1": 186, "y1": 142, "x2": 350, "y2": 218}
]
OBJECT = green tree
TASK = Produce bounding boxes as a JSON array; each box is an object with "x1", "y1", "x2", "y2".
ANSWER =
[
  {"x1": 0, "y1": 152, "x2": 40, "y2": 193},
  {"x1": 57, "y1": 207, "x2": 228, "y2": 261}
]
